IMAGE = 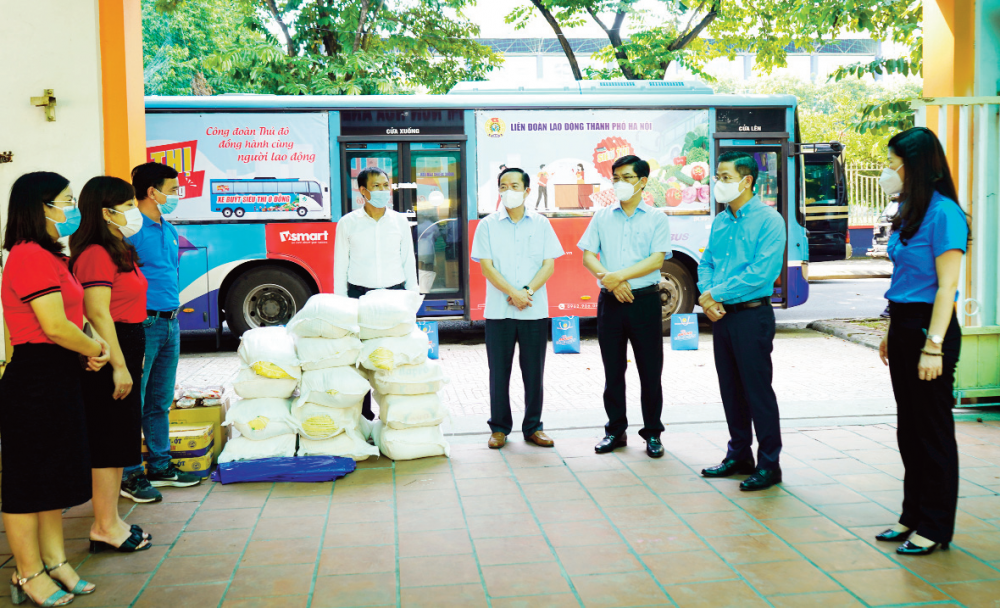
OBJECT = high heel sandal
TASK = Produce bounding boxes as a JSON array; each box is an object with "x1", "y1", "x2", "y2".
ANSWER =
[
  {"x1": 44, "y1": 562, "x2": 95, "y2": 595},
  {"x1": 131, "y1": 524, "x2": 151, "y2": 540},
  {"x1": 9, "y1": 569, "x2": 73, "y2": 607},
  {"x1": 875, "y1": 528, "x2": 913, "y2": 542},
  {"x1": 897, "y1": 540, "x2": 949, "y2": 556},
  {"x1": 89, "y1": 528, "x2": 150, "y2": 553}
]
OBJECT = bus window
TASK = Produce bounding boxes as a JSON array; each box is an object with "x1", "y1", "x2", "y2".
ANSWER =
[
  {"x1": 346, "y1": 149, "x2": 399, "y2": 213},
  {"x1": 234, "y1": 182, "x2": 249, "y2": 193},
  {"x1": 413, "y1": 149, "x2": 461, "y2": 295},
  {"x1": 755, "y1": 152, "x2": 781, "y2": 212},
  {"x1": 248, "y1": 181, "x2": 264, "y2": 193},
  {"x1": 805, "y1": 162, "x2": 837, "y2": 204},
  {"x1": 290, "y1": 181, "x2": 308, "y2": 193},
  {"x1": 262, "y1": 182, "x2": 278, "y2": 193},
  {"x1": 308, "y1": 181, "x2": 320, "y2": 193}
]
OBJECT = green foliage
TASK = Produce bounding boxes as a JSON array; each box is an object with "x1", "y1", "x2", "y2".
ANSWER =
[
  {"x1": 711, "y1": 75, "x2": 923, "y2": 165},
  {"x1": 146, "y1": 0, "x2": 501, "y2": 96}
]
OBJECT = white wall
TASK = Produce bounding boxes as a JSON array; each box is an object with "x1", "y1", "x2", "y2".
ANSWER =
[{"x1": 0, "y1": 0, "x2": 105, "y2": 249}]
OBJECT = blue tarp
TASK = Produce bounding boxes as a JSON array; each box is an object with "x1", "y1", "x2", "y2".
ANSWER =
[{"x1": 210, "y1": 456, "x2": 356, "y2": 484}]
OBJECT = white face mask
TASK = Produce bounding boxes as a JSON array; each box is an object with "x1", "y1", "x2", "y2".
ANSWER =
[
  {"x1": 714, "y1": 178, "x2": 747, "y2": 205},
  {"x1": 367, "y1": 190, "x2": 391, "y2": 208},
  {"x1": 614, "y1": 181, "x2": 637, "y2": 202},
  {"x1": 109, "y1": 207, "x2": 144, "y2": 238},
  {"x1": 500, "y1": 190, "x2": 524, "y2": 209},
  {"x1": 879, "y1": 167, "x2": 903, "y2": 195}
]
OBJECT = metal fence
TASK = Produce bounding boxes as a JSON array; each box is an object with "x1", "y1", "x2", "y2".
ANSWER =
[{"x1": 846, "y1": 162, "x2": 891, "y2": 226}]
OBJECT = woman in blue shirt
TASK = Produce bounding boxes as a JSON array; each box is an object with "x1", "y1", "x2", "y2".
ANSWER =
[{"x1": 876, "y1": 127, "x2": 969, "y2": 556}]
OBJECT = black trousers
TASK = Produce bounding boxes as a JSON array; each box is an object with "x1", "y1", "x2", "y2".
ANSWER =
[
  {"x1": 597, "y1": 288, "x2": 664, "y2": 439},
  {"x1": 888, "y1": 301, "x2": 961, "y2": 544},
  {"x1": 348, "y1": 281, "x2": 405, "y2": 420},
  {"x1": 485, "y1": 318, "x2": 548, "y2": 438},
  {"x1": 713, "y1": 304, "x2": 782, "y2": 470}
]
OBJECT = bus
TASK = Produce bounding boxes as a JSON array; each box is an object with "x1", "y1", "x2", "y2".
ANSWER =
[
  {"x1": 144, "y1": 81, "x2": 846, "y2": 337},
  {"x1": 210, "y1": 178, "x2": 326, "y2": 218}
]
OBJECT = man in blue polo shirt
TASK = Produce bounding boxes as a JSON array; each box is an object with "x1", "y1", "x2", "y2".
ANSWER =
[
  {"x1": 472, "y1": 168, "x2": 564, "y2": 449},
  {"x1": 698, "y1": 151, "x2": 786, "y2": 491},
  {"x1": 579, "y1": 155, "x2": 671, "y2": 459},
  {"x1": 120, "y1": 163, "x2": 202, "y2": 503}
]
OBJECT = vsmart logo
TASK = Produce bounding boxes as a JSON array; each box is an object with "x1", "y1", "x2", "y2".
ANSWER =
[{"x1": 279, "y1": 230, "x2": 329, "y2": 244}]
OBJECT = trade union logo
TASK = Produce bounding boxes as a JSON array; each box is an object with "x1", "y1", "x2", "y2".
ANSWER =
[
  {"x1": 484, "y1": 117, "x2": 506, "y2": 138},
  {"x1": 279, "y1": 230, "x2": 329, "y2": 244}
]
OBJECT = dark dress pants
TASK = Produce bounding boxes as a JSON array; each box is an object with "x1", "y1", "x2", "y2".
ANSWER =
[
  {"x1": 888, "y1": 302, "x2": 961, "y2": 544},
  {"x1": 713, "y1": 304, "x2": 782, "y2": 470},
  {"x1": 348, "y1": 281, "x2": 405, "y2": 420},
  {"x1": 485, "y1": 318, "x2": 548, "y2": 438},
  {"x1": 597, "y1": 289, "x2": 664, "y2": 439}
]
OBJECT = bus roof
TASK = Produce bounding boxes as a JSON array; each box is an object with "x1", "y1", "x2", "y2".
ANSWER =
[{"x1": 145, "y1": 81, "x2": 798, "y2": 111}]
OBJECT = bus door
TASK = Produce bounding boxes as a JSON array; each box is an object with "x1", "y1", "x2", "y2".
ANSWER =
[
  {"x1": 713, "y1": 133, "x2": 794, "y2": 307},
  {"x1": 342, "y1": 141, "x2": 466, "y2": 316},
  {"x1": 797, "y1": 142, "x2": 849, "y2": 262}
]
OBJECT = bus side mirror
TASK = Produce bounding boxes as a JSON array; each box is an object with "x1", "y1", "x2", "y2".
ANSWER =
[{"x1": 324, "y1": 187, "x2": 329, "y2": 192}]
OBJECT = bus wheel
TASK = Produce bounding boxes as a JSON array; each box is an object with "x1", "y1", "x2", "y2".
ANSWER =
[
  {"x1": 225, "y1": 267, "x2": 312, "y2": 337},
  {"x1": 296, "y1": 207, "x2": 308, "y2": 217},
  {"x1": 659, "y1": 259, "x2": 695, "y2": 335},
  {"x1": 221, "y1": 208, "x2": 233, "y2": 218},
  {"x1": 234, "y1": 208, "x2": 245, "y2": 218}
]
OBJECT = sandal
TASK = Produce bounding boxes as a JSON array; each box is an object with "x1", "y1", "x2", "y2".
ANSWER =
[
  {"x1": 10, "y1": 569, "x2": 73, "y2": 606},
  {"x1": 130, "y1": 524, "x2": 151, "y2": 540},
  {"x1": 89, "y1": 529, "x2": 151, "y2": 554},
  {"x1": 44, "y1": 562, "x2": 95, "y2": 596}
]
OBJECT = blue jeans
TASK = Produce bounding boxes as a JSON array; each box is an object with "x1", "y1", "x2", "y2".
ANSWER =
[{"x1": 123, "y1": 316, "x2": 180, "y2": 477}]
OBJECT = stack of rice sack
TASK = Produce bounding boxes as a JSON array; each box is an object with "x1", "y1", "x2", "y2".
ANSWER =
[
  {"x1": 220, "y1": 327, "x2": 300, "y2": 463},
  {"x1": 288, "y1": 294, "x2": 379, "y2": 461},
  {"x1": 358, "y1": 290, "x2": 451, "y2": 460}
]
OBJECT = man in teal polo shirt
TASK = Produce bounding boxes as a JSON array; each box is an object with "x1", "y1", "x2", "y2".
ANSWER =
[{"x1": 120, "y1": 163, "x2": 202, "y2": 503}]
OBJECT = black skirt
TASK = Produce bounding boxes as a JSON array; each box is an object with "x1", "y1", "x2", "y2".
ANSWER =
[
  {"x1": 80, "y1": 322, "x2": 145, "y2": 469},
  {"x1": 0, "y1": 343, "x2": 92, "y2": 513}
]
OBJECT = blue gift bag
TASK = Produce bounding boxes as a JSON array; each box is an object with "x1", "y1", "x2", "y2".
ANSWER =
[
  {"x1": 417, "y1": 321, "x2": 439, "y2": 359},
  {"x1": 670, "y1": 314, "x2": 699, "y2": 350},
  {"x1": 552, "y1": 316, "x2": 581, "y2": 354}
]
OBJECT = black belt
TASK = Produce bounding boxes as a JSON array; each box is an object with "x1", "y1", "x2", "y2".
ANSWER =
[
  {"x1": 348, "y1": 282, "x2": 405, "y2": 295},
  {"x1": 600, "y1": 284, "x2": 660, "y2": 297},
  {"x1": 722, "y1": 297, "x2": 771, "y2": 314},
  {"x1": 147, "y1": 309, "x2": 179, "y2": 320}
]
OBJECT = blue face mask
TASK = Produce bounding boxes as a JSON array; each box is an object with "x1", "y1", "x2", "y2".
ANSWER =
[
  {"x1": 368, "y1": 190, "x2": 391, "y2": 208},
  {"x1": 46, "y1": 204, "x2": 81, "y2": 238},
  {"x1": 156, "y1": 189, "x2": 179, "y2": 215}
]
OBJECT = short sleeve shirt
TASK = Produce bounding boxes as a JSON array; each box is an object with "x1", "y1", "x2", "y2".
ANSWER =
[
  {"x1": 471, "y1": 208, "x2": 565, "y2": 319},
  {"x1": 126, "y1": 214, "x2": 179, "y2": 311},
  {"x1": 73, "y1": 245, "x2": 149, "y2": 323},
  {"x1": 885, "y1": 192, "x2": 969, "y2": 304},
  {"x1": 576, "y1": 202, "x2": 672, "y2": 289},
  {"x1": 1, "y1": 242, "x2": 84, "y2": 345}
]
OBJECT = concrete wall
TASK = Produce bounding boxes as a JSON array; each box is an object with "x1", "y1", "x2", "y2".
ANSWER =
[{"x1": 976, "y1": 0, "x2": 1000, "y2": 96}]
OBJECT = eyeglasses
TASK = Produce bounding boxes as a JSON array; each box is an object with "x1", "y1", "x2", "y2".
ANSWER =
[
  {"x1": 712, "y1": 175, "x2": 744, "y2": 184},
  {"x1": 47, "y1": 196, "x2": 78, "y2": 208},
  {"x1": 611, "y1": 175, "x2": 640, "y2": 183}
]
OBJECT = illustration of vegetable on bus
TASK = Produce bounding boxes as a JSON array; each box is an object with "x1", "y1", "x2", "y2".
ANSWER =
[{"x1": 210, "y1": 177, "x2": 327, "y2": 218}]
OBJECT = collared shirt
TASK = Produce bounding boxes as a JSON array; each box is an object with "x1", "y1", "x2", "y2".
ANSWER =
[
  {"x1": 1, "y1": 242, "x2": 84, "y2": 345},
  {"x1": 697, "y1": 196, "x2": 786, "y2": 304},
  {"x1": 885, "y1": 191, "x2": 968, "y2": 304},
  {"x1": 576, "y1": 201, "x2": 672, "y2": 289},
  {"x1": 334, "y1": 207, "x2": 418, "y2": 296},
  {"x1": 471, "y1": 206, "x2": 565, "y2": 320},
  {"x1": 126, "y1": 213, "x2": 179, "y2": 311}
]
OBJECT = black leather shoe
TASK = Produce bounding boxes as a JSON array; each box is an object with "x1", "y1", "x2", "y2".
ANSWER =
[
  {"x1": 595, "y1": 435, "x2": 627, "y2": 454},
  {"x1": 645, "y1": 436, "x2": 664, "y2": 459},
  {"x1": 875, "y1": 528, "x2": 913, "y2": 542},
  {"x1": 701, "y1": 459, "x2": 756, "y2": 478},
  {"x1": 739, "y1": 468, "x2": 782, "y2": 491},
  {"x1": 896, "y1": 540, "x2": 949, "y2": 556}
]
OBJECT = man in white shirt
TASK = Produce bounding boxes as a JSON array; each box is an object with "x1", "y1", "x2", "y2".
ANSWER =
[
  {"x1": 471, "y1": 168, "x2": 565, "y2": 449},
  {"x1": 334, "y1": 167, "x2": 419, "y2": 418}
]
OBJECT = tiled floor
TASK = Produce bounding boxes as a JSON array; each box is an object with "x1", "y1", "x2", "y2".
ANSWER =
[{"x1": 1, "y1": 419, "x2": 999, "y2": 607}]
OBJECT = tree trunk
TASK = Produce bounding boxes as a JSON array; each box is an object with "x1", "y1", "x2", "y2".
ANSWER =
[
  {"x1": 660, "y1": 2, "x2": 720, "y2": 76},
  {"x1": 264, "y1": 0, "x2": 296, "y2": 56},
  {"x1": 530, "y1": 0, "x2": 582, "y2": 80},
  {"x1": 587, "y1": 8, "x2": 636, "y2": 79}
]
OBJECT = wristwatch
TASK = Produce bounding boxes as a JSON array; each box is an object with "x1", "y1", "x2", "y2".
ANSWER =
[
  {"x1": 524, "y1": 286, "x2": 534, "y2": 296},
  {"x1": 928, "y1": 334, "x2": 944, "y2": 347}
]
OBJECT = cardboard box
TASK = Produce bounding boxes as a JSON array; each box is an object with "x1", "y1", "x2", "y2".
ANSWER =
[
  {"x1": 142, "y1": 424, "x2": 214, "y2": 456},
  {"x1": 169, "y1": 406, "x2": 226, "y2": 463},
  {"x1": 143, "y1": 450, "x2": 213, "y2": 478}
]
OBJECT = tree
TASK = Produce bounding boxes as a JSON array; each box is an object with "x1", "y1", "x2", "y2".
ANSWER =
[
  {"x1": 200, "y1": 0, "x2": 501, "y2": 95},
  {"x1": 143, "y1": 0, "x2": 267, "y2": 95}
]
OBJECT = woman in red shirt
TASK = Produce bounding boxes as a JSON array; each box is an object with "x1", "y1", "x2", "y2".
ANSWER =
[
  {"x1": 70, "y1": 177, "x2": 152, "y2": 555},
  {"x1": 1, "y1": 172, "x2": 108, "y2": 606}
]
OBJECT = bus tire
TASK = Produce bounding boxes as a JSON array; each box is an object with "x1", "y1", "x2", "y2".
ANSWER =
[
  {"x1": 225, "y1": 267, "x2": 312, "y2": 337},
  {"x1": 234, "y1": 207, "x2": 245, "y2": 218},
  {"x1": 296, "y1": 207, "x2": 308, "y2": 217},
  {"x1": 221, "y1": 207, "x2": 233, "y2": 218},
  {"x1": 659, "y1": 258, "x2": 695, "y2": 335}
]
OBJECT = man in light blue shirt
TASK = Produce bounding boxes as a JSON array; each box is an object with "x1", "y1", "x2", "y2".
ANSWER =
[
  {"x1": 698, "y1": 151, "x2": 786, "y2": 491},
  {"x1": 472, "y1": 168, "x2": 565, "y2": 449},
  {"x1": 578, "y1": 155, "x2": 671, "y2": 459}
]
